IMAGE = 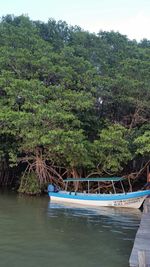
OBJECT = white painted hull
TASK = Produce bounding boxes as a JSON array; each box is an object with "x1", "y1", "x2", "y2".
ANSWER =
[{"x1": 49, "y1": 194, "x2": 147, "y2": 209}]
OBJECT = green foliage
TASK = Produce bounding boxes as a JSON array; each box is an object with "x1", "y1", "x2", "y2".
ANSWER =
[
  {"x1": 93, "y1": 124, "x2": 132, "y2": 172},
  {"x1": 18, "y1": 172, "x2": 41, "y2": 195},
  {"x1": 134, "y1": 131, "x2": 150, "y2": 156},
  {"x1": 41, "y1": 129, "x2": 93, "y2": 169},
  {"x1": 0, "y1": 14, "x2": 150, "y2": 188}
]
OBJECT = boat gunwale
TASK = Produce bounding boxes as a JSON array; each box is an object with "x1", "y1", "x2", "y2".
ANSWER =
[{"x1": 48, "y1": 190, "x2": 150, "y2": 201}]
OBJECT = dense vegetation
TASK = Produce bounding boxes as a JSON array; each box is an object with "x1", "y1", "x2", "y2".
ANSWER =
[{"x1": 0, "y1": 15, "x2": 150, "y2": 193}]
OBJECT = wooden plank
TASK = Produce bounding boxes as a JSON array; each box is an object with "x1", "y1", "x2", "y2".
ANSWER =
[
  {"x1": 138, "y1": 250, "x2": 146, "y2": 267},
  {"x1": 129, "y1": 198, "x2": 150, "y2": 267}
]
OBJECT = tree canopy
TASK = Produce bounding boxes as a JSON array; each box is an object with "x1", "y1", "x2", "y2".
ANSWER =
[{"x1": 0, "y1": 15, "x2": 149, "y2": 192}]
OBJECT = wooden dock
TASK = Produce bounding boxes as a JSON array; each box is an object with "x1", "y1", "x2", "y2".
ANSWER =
[{"x1": 129, "y1": 197, "x2": 150, "y2": 267}]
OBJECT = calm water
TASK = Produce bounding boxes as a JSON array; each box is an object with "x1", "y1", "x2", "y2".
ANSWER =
[{"x1": 0, "y1": 191, "x2": 141, "y2": 267}]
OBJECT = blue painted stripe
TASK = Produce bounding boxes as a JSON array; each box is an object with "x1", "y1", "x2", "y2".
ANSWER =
[{"x1": 48, "y1": 190, "x2": 150, "y2": 201}]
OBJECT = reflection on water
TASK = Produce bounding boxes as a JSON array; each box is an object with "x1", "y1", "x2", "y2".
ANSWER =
[{"x1": 0, "y1": 191, "x2": 141, "y2": 267}]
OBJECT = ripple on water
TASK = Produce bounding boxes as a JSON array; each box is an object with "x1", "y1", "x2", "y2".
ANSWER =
[{"x1": 0, "y1": 193, "x2": 141, "y2": 267}]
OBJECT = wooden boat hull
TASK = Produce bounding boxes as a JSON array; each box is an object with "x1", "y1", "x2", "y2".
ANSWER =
[{"x1": 48, "y1": 190, "x2": 150, "y2": 209}]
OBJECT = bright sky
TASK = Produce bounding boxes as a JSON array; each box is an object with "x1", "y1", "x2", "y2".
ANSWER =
[{"x1": 1, "y1": 0, "x2": 150, "y2": 41}]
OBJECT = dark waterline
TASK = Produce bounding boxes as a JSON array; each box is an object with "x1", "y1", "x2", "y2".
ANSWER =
[{"x1": 0, "y1": 191, "x2": 141, "y2": 267}]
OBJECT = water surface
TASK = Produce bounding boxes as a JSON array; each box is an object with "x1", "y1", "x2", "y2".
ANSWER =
[{"x1": 0, "y1": 191, "x2": 141, "y2": 267}]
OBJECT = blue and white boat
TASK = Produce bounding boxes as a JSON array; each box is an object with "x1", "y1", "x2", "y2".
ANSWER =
[{"x1": 48, "y1": 177, "x2": 150, "y2": 209}]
